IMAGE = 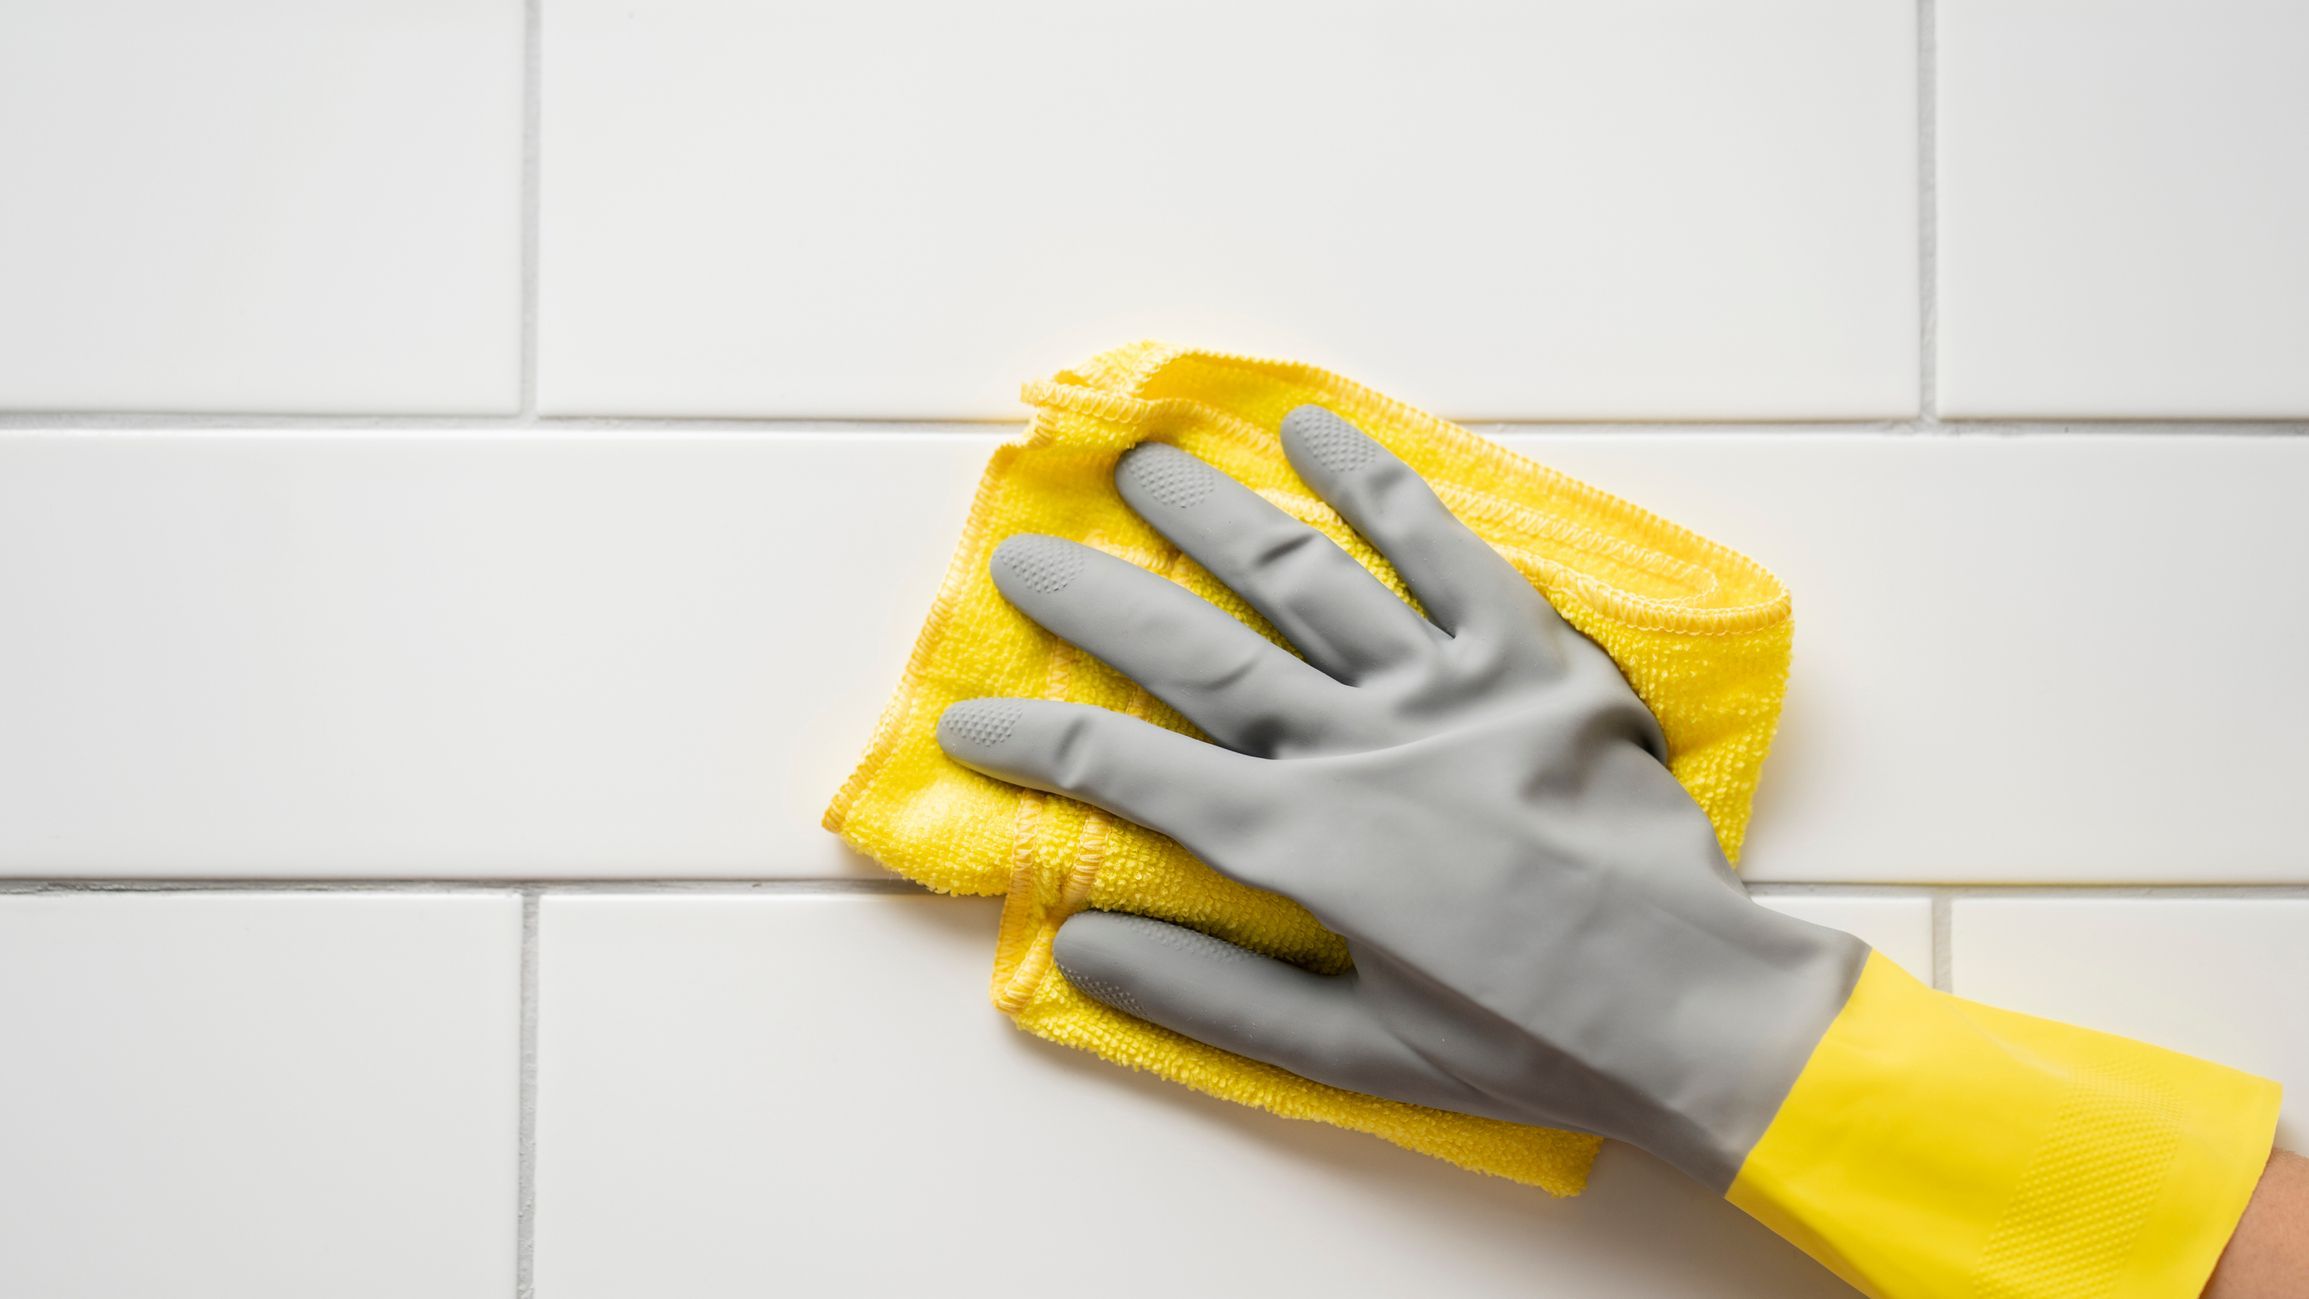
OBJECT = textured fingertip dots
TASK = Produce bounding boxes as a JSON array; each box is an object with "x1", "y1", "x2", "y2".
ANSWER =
[
  {"x1": 1119, "y1": 442, "x2": 1218, "y2": 509},
  {"x1": 994, "y1": 534, "x2": 1086, "y2": 594},
  {"x1": 1062, "y1": 969, "x2": 1148, "y2": 1018},
  {"x1": 1286, "y1": 406, "x2": 1382, "y2": 475},
  {"x1": 940, "y1": 699, "x2": 1022, "y2": 748}
]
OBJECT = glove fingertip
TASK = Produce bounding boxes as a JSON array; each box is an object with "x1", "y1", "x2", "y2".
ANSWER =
[
  {"x1": 1052, "y1": 912, "x2": 1153, "y2": 1018},
  {"x1": 1279, "y1": 404, "x2": 1384, "y2": 477},
  {"x1": 1114, "y1": 439, "x2": 1220, "y2": 512},
  {"x1": 989, "y1": 532, "x2": 1088, "y2": 598},
  {"x1": 935, "y1": 698, "x2": 1025, "y2": 757}
]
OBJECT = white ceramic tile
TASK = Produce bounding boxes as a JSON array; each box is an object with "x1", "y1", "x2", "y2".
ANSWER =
[
  {"x1": 534, "y1": 893, "x2": 1855, "y2": 1297},
  {"x1": 6, "y1": 432, "x2": 2305, "y2": 882},
  {"x1": 0, "y1": 892, "x2": 520, "y2": 1298},
  {"x1": 1936, "y1": 1, "x2": 2309, "y2": 417},
  {"x1": 0, "y1": 0, "x2": 521, "y2": 413},
  {"x1": 1951, "y1": 898, "x2": 2306, "y2": 1149},
  {"x1": 1758, "y1": 895, "x2": 1932, "y2": 980},
  {"x1": 1512, "y1": 434, "x2": 2309, "y2": 883},
  {"x1": 0, "y1": 432, "x2": 992, "y2": 877},
  {"x1": 540, "y1": 0, "x2": 1916, "y2": 419}
]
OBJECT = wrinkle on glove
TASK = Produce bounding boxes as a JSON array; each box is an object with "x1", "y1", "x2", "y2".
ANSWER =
[{"x1": 824, "y1": 342, "x2": 1795, "y2": 1192}]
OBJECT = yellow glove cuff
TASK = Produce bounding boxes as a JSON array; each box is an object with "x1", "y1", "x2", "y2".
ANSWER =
[{"x1": 1727, "y1": 952, "x2": 2280, "y2": 1299}]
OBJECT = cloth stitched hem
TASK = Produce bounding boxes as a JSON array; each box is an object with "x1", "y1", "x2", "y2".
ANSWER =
[{"x1": 824, "y1": 342, "x2": 1797, "y2": 1192}]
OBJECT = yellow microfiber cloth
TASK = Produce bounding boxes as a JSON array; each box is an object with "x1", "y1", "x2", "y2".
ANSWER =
[{"x1": 824, "y1": 342, "x2": 1794, "y2": 1193}]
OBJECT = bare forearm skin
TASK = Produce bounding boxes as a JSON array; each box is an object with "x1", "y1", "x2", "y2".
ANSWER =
[{"x1": 2206, "y1": 1149, "x2": 2309, "y2": 1298}]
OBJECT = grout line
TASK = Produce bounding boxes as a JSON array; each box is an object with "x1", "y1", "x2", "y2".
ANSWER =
[
  {"x1": 4, "y1": 876, "x2": 2305, "y2": 896},
  {"x1": 1917, "y1": 0, "x2": 1940, "y2": 429},
  {"x1": 0, "y1": 876, "x2": 934, "y2": 894},
  {"x1": 2, "y1": 413, "x2": 2305, "y2": 436},
  {"x1": 0, "y1": 413, "x2": 1021, "y2": 432},
  {"x1": 1747, "y1": 882, "x2": 1943, "y2": 897},
  {"x1": 516, "y1": 890, "x2": 540, "y2": 1299},
  {"x1": 518, "y1": 0, "x2": 542, "y2": 424},
  {"x1": 1754, "y1": 882, "x2": 2309, "y2": 898},
  {"x1": 1930, "y1": 890, "x2": 1953, "y2": 992},
  {"x1": 0, "y1": 0, "x2": 2297, "y2": 443}
]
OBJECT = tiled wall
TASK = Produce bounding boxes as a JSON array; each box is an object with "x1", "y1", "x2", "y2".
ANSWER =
[{"x1": 1, "y1": 2, "x2": 2302, "y2": 1295}]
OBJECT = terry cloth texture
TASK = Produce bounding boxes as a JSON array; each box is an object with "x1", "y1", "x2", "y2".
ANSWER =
[{"x1": 824, "y1": 342, "x2": 1795, "y2": 1193}]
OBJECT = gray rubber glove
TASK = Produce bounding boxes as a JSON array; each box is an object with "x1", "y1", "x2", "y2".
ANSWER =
[{"x1": 936, "y1": 407, "x2": 1867, "y2": 1190}]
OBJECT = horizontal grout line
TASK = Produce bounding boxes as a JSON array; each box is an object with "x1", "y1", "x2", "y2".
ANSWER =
[
  {"x1": 1753, "y1": 883, "x2": 2309, "y2": 901},
  {"x1": 0, "y1": 413, "x2": 1012, "y2": 434},
  {"x1": 0, "y1": 877, "x2": 933, "y2": 895},
  {"x1": 1750, "y1": 882, "x2": 2309, "y2": 897},
  {"x1": 521, "y1": 415, "x2": 1026, "y2": 429},
  {"x1": 3, "y1": 877, "x2": 2306, "y2": 897},
  {"x1": 1848, "y1": 419, "x2": 2309, "y2": 438},
  {"x1": 0, "y1": 412, "x2": 545, "y2": 430},
  {"x1": 1747, "y1": 882, "x2": 1953, "y2": 896},
  {"x1": 1, "y1": 415, "x2": 2305, "y2": 438}
]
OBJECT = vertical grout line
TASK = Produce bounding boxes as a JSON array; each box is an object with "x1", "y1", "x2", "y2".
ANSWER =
[
  {"x1": 515, "y1": 0, "x2": 545, "y2": 1269},
  {"x1": 1916, "y1": 0, "x2": 1941, "y2": 430},
  {"x1": 518, "y1": 0, "x2": 543, "y2": 424},
  {"x1": 1930, "y1": 890, "x2": 1953, "y2": 992},
  {"x1": 516, "y1": 890, "x2": 540, "y2": 1299}
]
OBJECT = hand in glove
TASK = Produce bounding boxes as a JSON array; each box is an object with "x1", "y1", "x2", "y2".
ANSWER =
[
  {"x1": 935, "y1": 405, "x2": 1864, "y2": 1189},
  {"x1": 935, "y1": 407, "x2": 2284, "y2": 1299}
]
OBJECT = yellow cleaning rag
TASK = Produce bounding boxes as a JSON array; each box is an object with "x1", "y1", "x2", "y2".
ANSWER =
[{"x1": 824, "y1": 343, "x2": 1794, "y2": 1193}]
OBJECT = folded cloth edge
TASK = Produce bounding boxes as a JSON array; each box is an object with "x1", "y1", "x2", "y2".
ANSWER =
[{"x1": 823, "y1": 341, "x2": 1796, "y2": 1194}]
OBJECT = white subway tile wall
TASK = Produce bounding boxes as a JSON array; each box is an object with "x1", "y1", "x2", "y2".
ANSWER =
[
  {"x1": 533, "y1": 893, "x2": 1926, "y2": 1298},
  {"x1": 1936, "y1": 0, "x2": 2309, "y2": 417},
  {"x1": 0, "y1": 0, "x2": 523, "y2": 414},
  {"x1": 2, "y1": 0, "x2": 2301, "y2": 1295},
  {"x1": 1507, "y1": 435, "x2": 2309, "y2": 884},
  {"x1": 538, "y1": 0, "x2": 1919, "y2": 419},
  {"x1": 8, "y1": 433, "x2": 2302, "y2": 882},
  {"x1": 0, "y1": 893, "x2": 521, "y2": 1297},
  {"x1": 0, "y1": 433, "x2": 996, "y2": 878}
]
